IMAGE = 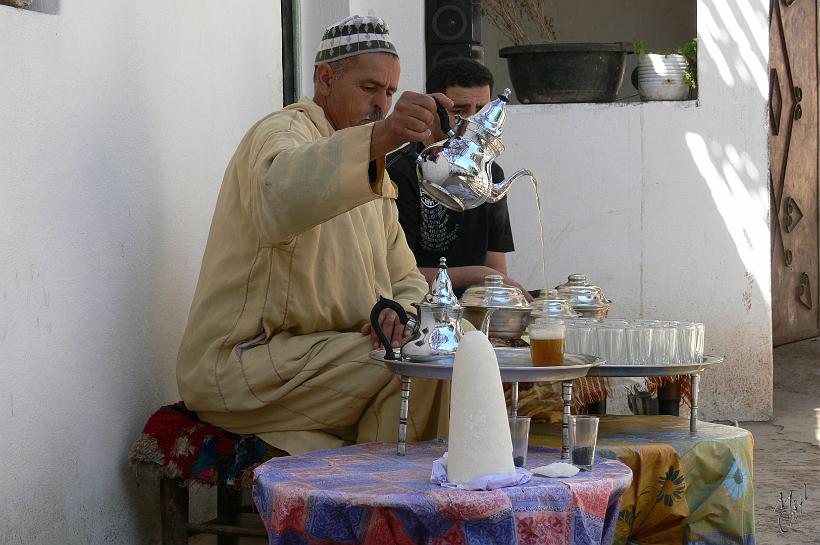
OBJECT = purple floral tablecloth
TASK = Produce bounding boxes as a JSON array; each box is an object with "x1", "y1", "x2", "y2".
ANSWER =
[{"x1": 252, "y1": 440, "x2": 632, "y2": 545}]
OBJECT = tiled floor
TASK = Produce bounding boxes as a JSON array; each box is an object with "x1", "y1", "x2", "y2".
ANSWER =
[{"x1": 741, "y1": 337, "x2": 820, "y2": 544}]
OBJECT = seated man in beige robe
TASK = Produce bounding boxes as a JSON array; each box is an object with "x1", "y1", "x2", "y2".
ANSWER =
[{"x1": 176, "y1": 15, "x2": 455, "y2": 456}]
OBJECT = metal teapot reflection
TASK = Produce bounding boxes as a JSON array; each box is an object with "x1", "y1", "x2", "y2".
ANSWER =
[
  {"x1": 416, "y1": 88, "x2": 533, "y2": 212},
  {"x1": 369, "y1": 257, "x2": 464, "y2": 361}
]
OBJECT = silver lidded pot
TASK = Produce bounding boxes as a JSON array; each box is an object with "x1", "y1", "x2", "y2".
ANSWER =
[
  {"x1": 553, "y1": 274, "x2": 612, "y2": 319},
  {"x1": 369, "y1": 257, "x2": 464, "y2": 361},
  {"x1": 461, "y1": 274, "x2": 532, "y2": 339},
  {"x1": 530, "y1": 289, "x2": 579, "y2": 320}
]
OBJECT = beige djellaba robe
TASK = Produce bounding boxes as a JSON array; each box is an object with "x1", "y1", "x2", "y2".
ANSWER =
[{"x1": 176, "y1": 98, "x2": 450, "y2": 456}]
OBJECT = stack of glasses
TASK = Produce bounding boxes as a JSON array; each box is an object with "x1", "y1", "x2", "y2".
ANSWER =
[{"x1": 564, "y1": 319, "x2": 705, "y2": 365}]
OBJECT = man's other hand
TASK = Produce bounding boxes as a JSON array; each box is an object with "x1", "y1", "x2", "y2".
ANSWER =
[{"x1": 360, "y1": 308, "x2": 412, "y2": 349}]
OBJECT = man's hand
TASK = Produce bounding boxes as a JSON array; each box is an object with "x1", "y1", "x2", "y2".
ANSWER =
[
  {"x1": 503, "y1": 276, "x2": 534, "y2": 302},
  {"x1": 370, "y1": 91, "x2": 453, "y2": 159},
  {"x1": 360, "y1": 308, "x2": 412, "y2": 349}
]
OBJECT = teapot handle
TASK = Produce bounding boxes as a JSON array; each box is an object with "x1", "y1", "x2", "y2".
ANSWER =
[
  {"x1": 433, "y1": 98, "x2": 455, "y2": 138},
  {"x1": 369, "y1": 295, "x2": 409, "y2": 360}
]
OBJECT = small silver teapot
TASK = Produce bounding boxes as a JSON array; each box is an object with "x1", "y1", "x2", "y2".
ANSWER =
[
  {"x1": 416, "y1": 88, "x2": 533, "y2": 212},
  {"x1": 369, "y1": 257, "x2": 464, "y2": 361}
]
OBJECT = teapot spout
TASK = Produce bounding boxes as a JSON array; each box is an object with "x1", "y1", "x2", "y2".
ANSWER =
[{"x1": 488, "y1": 168, "x2": 534, "y2": 203}]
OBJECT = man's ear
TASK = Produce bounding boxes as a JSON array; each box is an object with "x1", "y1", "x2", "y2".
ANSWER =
[{"x1": 315, "y1": 64, "x2": 334, "y2": 97}]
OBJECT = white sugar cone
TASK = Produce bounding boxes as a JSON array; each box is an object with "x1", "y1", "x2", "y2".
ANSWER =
[{"x1": 447, "y1": 331, "x2": 515, "y2": 483}]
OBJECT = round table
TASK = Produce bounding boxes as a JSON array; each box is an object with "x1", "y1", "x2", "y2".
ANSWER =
[{"x1": 253, "y1": 440, "x2": 633, "y2": 545}]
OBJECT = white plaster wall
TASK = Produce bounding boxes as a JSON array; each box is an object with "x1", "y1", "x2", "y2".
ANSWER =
[
  {"x1": 0, "y1": 1, "x2": 282, "y2": 543},
  {"x1": 500, "y1": 0, "x2": 772, "y2": 420}
]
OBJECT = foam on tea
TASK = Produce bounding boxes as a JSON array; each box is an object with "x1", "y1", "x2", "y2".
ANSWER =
[{"x1": 530, "y1": 319, "x2": 565, "y2": 366}]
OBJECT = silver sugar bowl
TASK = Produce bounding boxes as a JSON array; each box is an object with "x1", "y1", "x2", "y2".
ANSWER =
[
  {"x1": 460, "y1": 275, "x2": 532, "y2": 339},
  {"x1": 553, "y1": 274, "x2": 612, "y2": 319}
]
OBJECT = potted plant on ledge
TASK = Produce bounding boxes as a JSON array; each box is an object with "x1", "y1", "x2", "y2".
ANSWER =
[
  {"x1": 484, "y1": 0, "x2": 630, "y2": 104},
  {"x1": 632, "y1": 38, "x2": 698, "y2": 101}
]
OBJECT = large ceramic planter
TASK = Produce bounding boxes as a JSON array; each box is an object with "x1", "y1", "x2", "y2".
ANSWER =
[
  {"x1": 499, "y1": 42, "x2": 629, "y2": 104},
  {"x1": 635, "y1": 53, "x2": 691, "y2": 101}
]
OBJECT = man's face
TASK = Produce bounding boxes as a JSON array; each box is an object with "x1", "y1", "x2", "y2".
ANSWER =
[
  {"x1": 318, "y1": 53, "x2": 400, "y2": 130},
  {"x1": 432, "y1": 84, "x2": 492, "y2": 141}
]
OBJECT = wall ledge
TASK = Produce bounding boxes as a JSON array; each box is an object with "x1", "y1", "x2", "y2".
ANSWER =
[{"x1": 507, "y1": 100, "x2": 699, "y2": 114}]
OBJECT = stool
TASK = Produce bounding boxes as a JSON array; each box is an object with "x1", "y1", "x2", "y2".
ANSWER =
[{"x1": 129, "y1": 402, "x2": 285, "y2": 544}]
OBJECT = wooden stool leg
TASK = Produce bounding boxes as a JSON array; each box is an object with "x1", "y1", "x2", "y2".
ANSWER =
[
  {"x1": 160, "y1": 477, "x2": 189, "y2": 545},
  {"x1": 217, "y1": 484, "x2": 243, "y2": 545}
]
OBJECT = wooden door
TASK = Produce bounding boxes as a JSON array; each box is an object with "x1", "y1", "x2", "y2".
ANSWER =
[{"x1": 770, "y1": 0, "x2": 820, "y2": 345}]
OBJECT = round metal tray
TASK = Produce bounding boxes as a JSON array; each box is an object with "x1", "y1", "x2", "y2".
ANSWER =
[
  {"x1": 369, "y1": 347, "x2": 601, "y2": 382},
  {"x1": 586, "y1": 354, "x2": 724, "y2": 377}
]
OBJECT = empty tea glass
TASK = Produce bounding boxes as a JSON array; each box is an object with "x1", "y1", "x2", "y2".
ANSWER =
[
  {"x1": 693, "y1": 322, "x2": 705, "y2": 362},
  {"x1": 650, "y1": 323, "x2": 678, "y2": 364},
  {"x1": 565, "y1": 322, "x2": 580, "y2": 354},
  {"x1": 675, "y1": 322, "x2": 699, "y2": 363},
  {"x1": 576, "y1": 321, "x2": 598, "y2": 357},
  {"x1": 601, "y1": 319, "x2": 629, "y2": 327},
  {"x1": 596, "y1": 323, "x2": 627, "y2": 364},
  {"x1": 626, "y1": 325, "x2": 653, "y2": 365}
]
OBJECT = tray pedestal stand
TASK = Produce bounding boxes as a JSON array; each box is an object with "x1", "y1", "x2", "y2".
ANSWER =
[{"x1": 395, "y1": 376, "x2": 575, "y2": 460}]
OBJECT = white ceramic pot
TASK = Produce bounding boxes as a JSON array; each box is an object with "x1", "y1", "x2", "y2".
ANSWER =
[{"x1": 636, "y1": 53, "x2": 691, "y2": 101}]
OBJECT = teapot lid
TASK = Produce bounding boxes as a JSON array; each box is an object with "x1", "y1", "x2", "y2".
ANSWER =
[
  {"x1": 460, "y1": 274, "x2": 531, "y2": 308},
  {"x1": 468, "y1": 88, "x2": 511, "y2": 138},
  {"x1": 424, "y1": 257, "x2": 460, "y2": 306},
  {"x1": 531, "y1": 289, "x2": 579, "y2": 319},
  {"x1": 554, "y1": 274, "x2": 612, "y2": 310}
]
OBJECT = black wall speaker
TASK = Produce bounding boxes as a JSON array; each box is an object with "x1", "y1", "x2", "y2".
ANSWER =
[
  {"x1": 426, "y1": 42, "x2": 484, "y2": 72},
  {"x1": 425, "y1": 0, "x2": 481, "y2": 45}
]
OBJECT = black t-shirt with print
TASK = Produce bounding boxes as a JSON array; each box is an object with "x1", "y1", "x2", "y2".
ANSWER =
[{"x1": 387, "y1": 142, "x2": 515, "y2": 272}]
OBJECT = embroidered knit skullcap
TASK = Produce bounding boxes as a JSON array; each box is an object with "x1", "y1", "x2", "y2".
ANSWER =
[{"x1": 314, "y1": 15, "x2": 398, "y2": 66}]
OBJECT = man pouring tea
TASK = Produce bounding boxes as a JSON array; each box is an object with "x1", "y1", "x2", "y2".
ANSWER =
[{"x1": 176, "y1": 15, "x2": 454, "y2": 456}]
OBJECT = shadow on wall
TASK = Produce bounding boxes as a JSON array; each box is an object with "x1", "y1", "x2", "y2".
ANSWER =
[
  {"x1": 685, "y1": 131, "x2": 770, "y2": 307},
  {"x1": 685, "y1": 0, "x2": 770, "y2": 305},
  {"x1": 699, "y1": 0, "x2": 768, "y2": 96}
]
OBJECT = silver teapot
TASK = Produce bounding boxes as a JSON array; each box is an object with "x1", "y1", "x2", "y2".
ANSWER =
[
  {"x1": 416, "y1": 88, "x2": 533, "y2": 212},
  {"x1": 369, "y1": 257, "x2": 464, "y2": 361}
]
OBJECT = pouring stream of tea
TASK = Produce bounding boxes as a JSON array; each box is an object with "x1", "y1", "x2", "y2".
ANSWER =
[{"x1": 521, "y1": 170, "x2": 548, "y2": 295}]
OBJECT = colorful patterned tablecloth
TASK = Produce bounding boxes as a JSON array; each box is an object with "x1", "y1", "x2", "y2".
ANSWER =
[
  {"x1": 530, "y1": 416, "x2": 755, "y2": 545},
  {"x1": 253, "y1": 440, "x2": 632, "y2": 545}
]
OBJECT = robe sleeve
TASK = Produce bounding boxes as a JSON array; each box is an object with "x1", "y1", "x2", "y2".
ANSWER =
[
  {"x1": 247, "y1": 120, "x2": 387, "y2": 245},
  {"x1": 383, "y1": 200, "x2": 429, "y2": 315}
]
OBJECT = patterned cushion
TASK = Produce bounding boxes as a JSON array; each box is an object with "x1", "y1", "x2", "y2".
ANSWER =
[{"x1": 128, "y1": 402, "x2": 282, "y2": 488}]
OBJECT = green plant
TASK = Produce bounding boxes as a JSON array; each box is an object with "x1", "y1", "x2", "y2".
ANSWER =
[
  {"x1": 632, "y1": 38, "x2": 698, "y2": 89},
  {"x1": 482, "y1": 0, "x2": 556, "y2": 45},
  {"x1": 675, "y1": 38, "x2": 698, "y2": 89},
  {"x1": 632, "y1": 40, "x2": 650, "y2": 56}
]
